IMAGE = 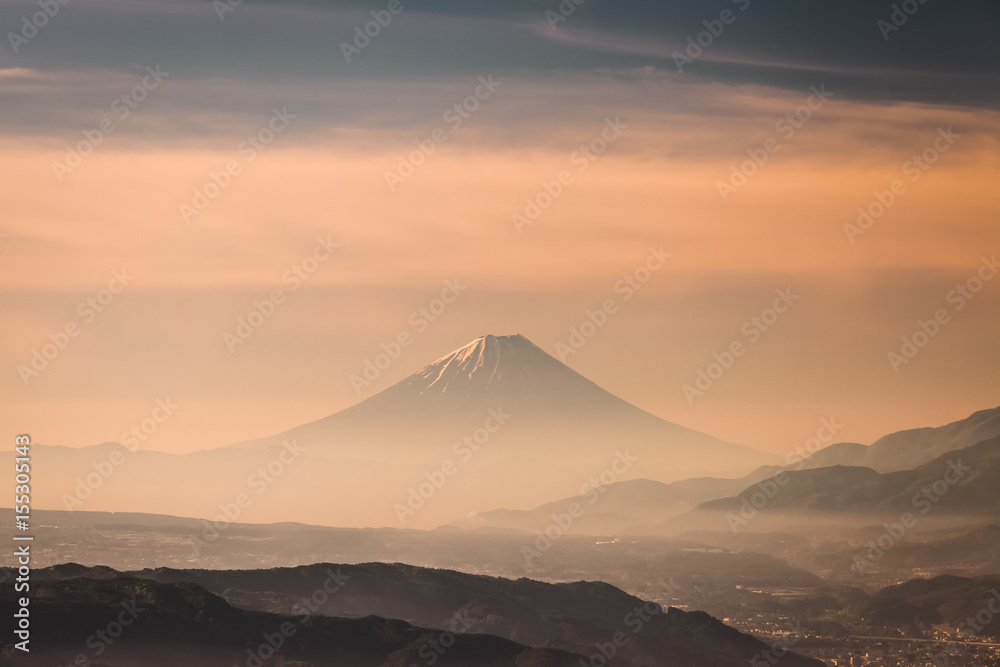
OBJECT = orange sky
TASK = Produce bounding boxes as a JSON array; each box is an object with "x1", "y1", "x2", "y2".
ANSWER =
[
  {"x1": 2, "y1": 74, "x2": 999, "y2": 455},
  {"x1": 2, "y1": 0, "x2": 1000, "y2": 458}
]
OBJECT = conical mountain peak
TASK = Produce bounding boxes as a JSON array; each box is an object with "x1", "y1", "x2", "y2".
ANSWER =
[
  {"x1": 229, "y1": 334, "x2": 774, "y2": 489},
  {"x1": 360, "y1": 333, "x2": 623, "y2": 411}
]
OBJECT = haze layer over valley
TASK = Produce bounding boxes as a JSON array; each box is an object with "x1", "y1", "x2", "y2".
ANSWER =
[{"x1": 32, "y1": 334, "x2": 776, "y2": 529}]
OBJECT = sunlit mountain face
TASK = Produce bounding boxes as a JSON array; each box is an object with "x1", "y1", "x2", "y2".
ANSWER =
[
  {"x1": 28, "y1": 334, "x2": 775, "y2": 529},
  {"x1": 233, "y1": 333, "x2": 773, "y2": 471},
  {"x1": 2, "y1": 0, "x2": 999, "y2": 454}
]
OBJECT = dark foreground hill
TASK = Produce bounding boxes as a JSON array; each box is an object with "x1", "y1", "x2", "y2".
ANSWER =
[
  {"x1": 0, "y1": 573, "x2": 582, "y2": 667},
  {"x1": 10, "y1": 563, "x2": 824, "y2": 667}
]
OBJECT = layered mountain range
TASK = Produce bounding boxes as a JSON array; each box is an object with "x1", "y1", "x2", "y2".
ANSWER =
[
  {"x1": 30, "y1": 334, "x2": 774, "y2": 528},
  {"x1": 0, "y1": 563, "x2": 823, "y2": 667},
  {"x1": 460, "y1": 412, "x2": 1000, "y2": 536},
  {"x1": 27, "y1": 334, "x2": 1000, "y2": 533}
]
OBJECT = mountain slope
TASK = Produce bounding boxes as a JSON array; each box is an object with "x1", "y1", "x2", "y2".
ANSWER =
[
  {"x1": 0, "y1": 572, "x2": 581, "y2": 667},
  {"x1": 332, "y1": 333, "x2": 645, "y2": 416},
  {"x1": 232, "y1": 334, "x2": 772, "y2": 480},
  {"x1": 455, "y1": 473, "x2": 778, "y2": 535},
  {"x1": 839, "y1": 574, "x2": 1000, "y2": 639},
  {"x1": 29, "y1": 334, "x2": 775, "y2": 528},
  {"x1": 664, "y1": 435, "x2": 1000, "y2": 533},
  {"x1": 458, "y1": 405, "x2": 1000, "y2": 537},
  {"x1": 798, "y1": 406, "x2": 1000, "y2": 473},
  {"x1": 27, "y1": 562, "x2": 824, "y2": 667}
]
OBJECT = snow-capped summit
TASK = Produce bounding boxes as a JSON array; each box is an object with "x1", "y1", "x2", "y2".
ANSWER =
[
  {"x1": 230, "y1": 334, "x2": 775, "y2": 489},
  {"x1": 414, "y1": 334, "x2": 551, "y2": 395},
  {"x1": 352, "y1": 333, "x2": 634, "y2": 414}
]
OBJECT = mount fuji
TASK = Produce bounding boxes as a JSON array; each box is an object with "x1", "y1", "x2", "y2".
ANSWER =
[
  {"x1": 231, "y1": 334, "x2": 775, "y2": 483},
  {"x1": 31, "y1": 334, "x2": 776, "y2": 529}
]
